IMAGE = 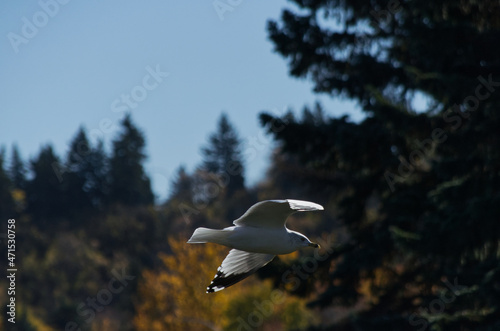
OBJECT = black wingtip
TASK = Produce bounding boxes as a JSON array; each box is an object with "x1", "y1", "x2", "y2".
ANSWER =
[{"x1": 207, "y1": 276, "x2": 220, "y2": 293}]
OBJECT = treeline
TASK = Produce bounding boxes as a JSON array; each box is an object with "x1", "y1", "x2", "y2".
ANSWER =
[
  {"x1": 1, "y1": 111, "x2": 324, "y2": 330},
  {"x1": 0, "y1": 114, "x2": 160, "y2": 330},
  {"x1": 1, "y1": 114, "x2": 153, "y2": 227}
]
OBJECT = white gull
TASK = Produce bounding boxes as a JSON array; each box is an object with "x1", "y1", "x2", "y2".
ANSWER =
[{"x1": 187, "y1": 199, "x2": 324, "y2": 293}]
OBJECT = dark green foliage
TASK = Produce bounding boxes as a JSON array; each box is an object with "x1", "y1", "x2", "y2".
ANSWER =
[
  {"x1": 9, "y1": 144, "x2": 27, "y2": 190},
  {"x1": 0, "y1": 149, "x2": 15, "y2": 220},
  {"x1": 0, "y1": 115, "x2": 159, "y2": 329},
  {"x1": 169, "y1": 165, "x2": 193, "y2": 202},
  {"x1": 26, "y1": 145, "x2": 67, "y2": 224},
  {"x1": 64, "y1": 127, "x2": 108, "y2": 217},
  {"x1": 265, "y1": 1, "x2": 500, "y2": 330},
  {"x1": 200, "y1": 113, "x2": 245, "y2": 197},
  {"x1": 109, "y1": 114, "x2": 154, "y2": 206}
]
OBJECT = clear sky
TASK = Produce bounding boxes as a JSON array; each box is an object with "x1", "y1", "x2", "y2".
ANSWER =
[{"x1": 0, "y1": 1, "x2": 362, "y2": 202}]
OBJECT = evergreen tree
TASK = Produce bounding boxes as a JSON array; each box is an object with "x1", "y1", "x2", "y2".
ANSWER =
[
  {"x1": 109, "y1": 114, "x2": 154, "y2": 206},
  {"x1": 0, "y1": 148, "x2": 15, "y2": 219},
  {"x1": 64, "y1": 127, "x2": 94, "y2": 213},
  {"x1": 64, "y1": 127, "x2": 109, "y2": 214},
  {"x1": 9, "y1": 144, "x2": 27, "y2": 190},
  {"x1": 199, "y1": 113, "x2": 245, "y2": 196},
  {"x1": 263, "y1": 1, "x2": 500, "y2": 330},
  {"x1": 26, "y1": 145, "x2": 66, "y2": 223},
  {"x1": 169, "y1": 165, "x2": 193, "y2": 202},
  {"x1": 86, "y1": 139, "x2": 109, "y2": 207}
]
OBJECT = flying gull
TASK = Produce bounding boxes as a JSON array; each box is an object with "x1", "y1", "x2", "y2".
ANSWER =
[{"x1": 187, "y1": 199, "x2": 324, "y2": 293}]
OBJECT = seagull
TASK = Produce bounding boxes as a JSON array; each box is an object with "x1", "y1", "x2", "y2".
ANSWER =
[{"x1": 187, "y1": 199, "x2": 324, "y2": 293}]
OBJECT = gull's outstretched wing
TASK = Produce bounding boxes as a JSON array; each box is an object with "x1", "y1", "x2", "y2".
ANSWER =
[
  {"x1": 233, "y1": 199, "x2": 323, "y2": 229},
  {"x1": 207, "y1": 249, "x2": 275, "y2": 293}
]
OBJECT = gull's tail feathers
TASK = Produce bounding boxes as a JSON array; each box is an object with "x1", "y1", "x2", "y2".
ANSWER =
[{"x1": 187, "y1": 227, "x2": 232, "y2": 246}]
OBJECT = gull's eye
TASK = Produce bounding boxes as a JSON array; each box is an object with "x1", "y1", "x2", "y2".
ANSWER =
[{"x1": 300, "y1": 237, "x2": 306, "y2": 242}]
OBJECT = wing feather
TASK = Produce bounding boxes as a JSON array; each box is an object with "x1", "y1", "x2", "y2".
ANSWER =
[
  {"x1": 233, "y1": 199, "x2": 323, "y2": 228},
  {"x1": 207, "y1": 249, "x2": 275, "y2": 293}
]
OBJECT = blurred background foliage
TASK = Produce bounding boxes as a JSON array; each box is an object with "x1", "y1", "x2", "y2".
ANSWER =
[{"x1": 1, "y1": 0, "x2": 500, "y2": 330}]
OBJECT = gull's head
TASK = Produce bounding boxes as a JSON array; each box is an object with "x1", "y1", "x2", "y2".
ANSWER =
[{"x1": 289, "y1": 231, "x2": 319, "y2": 249}]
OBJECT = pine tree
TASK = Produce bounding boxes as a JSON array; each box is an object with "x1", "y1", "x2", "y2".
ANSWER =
[
  {"x1": 26, "y1": 145, "x2": 66, "y2": 223},
  {"x1": 64, "y1": 127, "x2": 94, "y2": 213},
  {"x1": 109, "y1": 114, "x2": 154, "y2": 206},
  {"x1": 263, "y1": 1, "x2": 500, "y2": 330},
  {"x1": 169, "y1": 165, "x2": 193, "y2": 202},
  {"x1": 199, "y1": 113, "x2": 245, "y2": 197},
  {"x1": 64, "y1": 127, "x2": 109, "y2": 215},
  {"x1": 0, "y1": 148, "x2": 15, "y2": 219},
  {"x1": 9, "y1": 144, "x2": 27, "y2": 190},
  {"x1": 86, "y1": 140, "x2": 109, "y2": 207}
]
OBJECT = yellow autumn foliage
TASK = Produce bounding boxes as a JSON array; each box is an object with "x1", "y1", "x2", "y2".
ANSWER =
[
  {"x1": 358, "y1": 267, "x2": 394, "y2": 305},
  {"x1": 134, "y1": 236, "x2": 315, "y2": 331}
]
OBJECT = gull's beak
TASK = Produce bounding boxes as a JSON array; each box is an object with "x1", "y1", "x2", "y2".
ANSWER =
[{"x1": 308, "y1": 242, "x2": 320, "y2": 248}]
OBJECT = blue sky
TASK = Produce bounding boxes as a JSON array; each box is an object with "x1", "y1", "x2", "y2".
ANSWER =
[{"x1": 0, "y1": 1, "x2": 362, "y2": 202}]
